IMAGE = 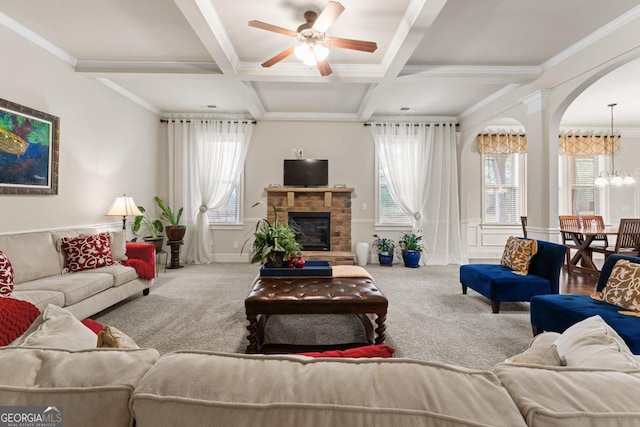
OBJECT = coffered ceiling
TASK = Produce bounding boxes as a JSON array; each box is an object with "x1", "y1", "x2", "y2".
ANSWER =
[{"x1": 1, "y1": 0, "x2": 640, "y2": 126}]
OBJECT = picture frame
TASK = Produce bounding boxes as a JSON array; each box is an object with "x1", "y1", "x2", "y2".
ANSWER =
[{"x1": 0, "y1": 98, "x2": 59, "y2": 195}]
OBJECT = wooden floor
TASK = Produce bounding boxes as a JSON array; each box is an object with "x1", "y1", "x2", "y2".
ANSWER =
[{"x1": 559, "y1": 265, "x2": 599, "y2": 295}]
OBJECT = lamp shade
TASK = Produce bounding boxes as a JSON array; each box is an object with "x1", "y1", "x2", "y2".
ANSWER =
[{"x1": 106, "y1": 194, "x2": 143, "y2": 217}]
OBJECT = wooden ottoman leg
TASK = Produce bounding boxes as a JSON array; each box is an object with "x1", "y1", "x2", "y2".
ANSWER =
[
  {"x1": 374, "y1": 313, "x2": 387, "y2": 344},
  {"x1": 246, "y1": 314, "x2": 258, "y2": 354}
]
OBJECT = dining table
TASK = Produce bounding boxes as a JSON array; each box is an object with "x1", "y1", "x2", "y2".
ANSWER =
[{"x1": 559, "y1": 225, "x2": 619, "y2": 276}]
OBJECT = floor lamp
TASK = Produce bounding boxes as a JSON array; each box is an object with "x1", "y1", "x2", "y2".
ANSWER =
[{"x1": 106, "y1": 194, "x2": 143, "y2": 230}]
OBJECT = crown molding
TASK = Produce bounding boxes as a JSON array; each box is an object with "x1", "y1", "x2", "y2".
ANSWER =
[
  {"x1": 76, "y1": 60, "x2": 219, "y2": 74},
  {"x1": 458, "y1": 84, "x2": 521, "y2": 120},
  {"x1": 96, "y1": 78, "x2": 162, "y2": 115}
]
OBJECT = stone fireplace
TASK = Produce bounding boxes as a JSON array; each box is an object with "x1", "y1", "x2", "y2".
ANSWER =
[{"x1": 265, "y1": 187, "x2": 354, "y2": 264}]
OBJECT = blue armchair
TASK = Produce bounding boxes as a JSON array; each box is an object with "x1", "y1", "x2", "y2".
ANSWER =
[
  {"x1": 530, "y1": 254, "x2": 640, "y2": 353},
  {"x1": 460, "y1": 240, "x2": 567, "y2": 313}
]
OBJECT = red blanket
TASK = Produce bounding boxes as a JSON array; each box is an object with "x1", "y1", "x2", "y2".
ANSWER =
[
  {"x1": 122, "y1": 243, "x2": 156, "y2": 280},
  {"x1": 0, "y1": 298, "x2": 41, "y2": 346}
]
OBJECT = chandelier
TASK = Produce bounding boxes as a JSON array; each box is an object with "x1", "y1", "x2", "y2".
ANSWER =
[{"x1": 594, "y1": 103, "x2": 636, "y2": 186}]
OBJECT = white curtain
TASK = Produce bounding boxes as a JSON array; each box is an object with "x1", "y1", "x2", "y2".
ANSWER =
[
  {"x1": 370, "y1": 123, "x2": 463, "y2": 265},
  {"x1": 166, "y1": 120, "x2": 253, "y2": 264}
]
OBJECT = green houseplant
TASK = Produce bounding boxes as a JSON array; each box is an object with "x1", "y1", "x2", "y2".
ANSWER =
[
  {"x1": 132, "y1": 205, "x2": 164, "y2": 252},
  {"x1": 399, "y1": 232, "x2": 424, "y2": 268},
  {"x1": 372, "y1": 234, "x2": 395, "y2": 266},
  {"x1": 244, "y1": 202, "x2": 302, "y2": 268},
  {"x1": 154, "y1": 196, "x2": 186, "y2": 242}
]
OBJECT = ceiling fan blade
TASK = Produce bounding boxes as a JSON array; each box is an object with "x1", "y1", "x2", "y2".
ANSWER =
[
  {"x1": 261, "y1": 46, "x2": 295, "y2": 68},
  {"x1": 312, "y1": 1, "x2": 345, "y2": 33},
  {"x1": 327, "y1": 37, "x2": 377, "y2": 53},
  {"x1": 248, "y1": 20, "x2": 297, "y2": 37},
  {"x1": 316, "y1": 59, "x2": 333, "y2": 76}
]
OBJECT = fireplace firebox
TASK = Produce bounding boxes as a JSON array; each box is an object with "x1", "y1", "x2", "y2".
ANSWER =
[{"x1": 288, "y1": 212, "x2": 330, "y2": 251}]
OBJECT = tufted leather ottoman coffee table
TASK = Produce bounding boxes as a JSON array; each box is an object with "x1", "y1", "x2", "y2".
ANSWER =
[{"x1": 245, "y1": 276, "x2": 388, "y2": 354}]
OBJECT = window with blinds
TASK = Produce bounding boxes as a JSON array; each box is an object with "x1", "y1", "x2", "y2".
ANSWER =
[
  {"x1": 207, "y1": 184, "x2": 241, "y2": 224},
  {"x1": 570, "y1": 155, "x2": 600, "y2": 215},
  {"x1": 378, "y1": 167, "x2": 411, "y2": 225},
  {"x1": 482, "y1": 153, "x2": 523, "y2": 224}
]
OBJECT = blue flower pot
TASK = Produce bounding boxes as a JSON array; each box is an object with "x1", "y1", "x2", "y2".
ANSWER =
[
  {"x1": 402, "y1": 250, "x2": 421, "y2": 268},
  {"x1": 378, "y1": 253, "x2": 394, "y2": 266}
]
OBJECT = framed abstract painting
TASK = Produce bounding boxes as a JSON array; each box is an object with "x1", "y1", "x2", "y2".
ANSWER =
[{"x1": 0, "y1": 98, "x2": 60, "y2": 195}]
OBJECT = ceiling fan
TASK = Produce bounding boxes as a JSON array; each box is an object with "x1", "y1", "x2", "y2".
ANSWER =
[{"x1": 248, "y1": 1, "x2": 377, "y2": 76}]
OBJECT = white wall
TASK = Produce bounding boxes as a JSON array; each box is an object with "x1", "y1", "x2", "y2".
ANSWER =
[
  {"x1": 0, "y1": 25, "x2": 160, "y2": 235},
  {"x1": 210, "y1": 120, "x2": 382, "y2": 261}
]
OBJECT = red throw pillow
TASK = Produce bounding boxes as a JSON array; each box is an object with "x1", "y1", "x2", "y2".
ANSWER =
[
  {"x1": 0, "y1": 251, "x2": 14, "y2": 296},
  {"x1": 61, "y1": 232, "x2": 115, "y2": 272},
  {"x1": 299, "y1": 344, "x2": 395, "y2": 358},
  {"x1": 0, "y1": 298, "x2": 41, "y2": 346},
  {"x1": 81, "y1": 318, "x2": 104, "y2": 335}
]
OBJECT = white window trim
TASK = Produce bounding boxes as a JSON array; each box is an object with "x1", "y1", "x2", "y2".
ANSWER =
[{"x1": 558, "y1": 154, "x2": 608, "y2": 220}]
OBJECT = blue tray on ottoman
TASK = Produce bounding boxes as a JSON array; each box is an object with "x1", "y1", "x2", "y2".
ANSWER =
[{"x1": 260, "y1": 260, "x2": 333, "y2": 277}]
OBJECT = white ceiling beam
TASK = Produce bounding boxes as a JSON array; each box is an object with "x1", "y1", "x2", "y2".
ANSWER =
[
  {"x1": 358, "y1": 0, "x2": 450, "y2": 121},
  {"x1": 76, "y1": 60, "x2": 220, "y2": 74},
  {"x1": 172, "y1": 0, "x2": 265, "y2": 120}
]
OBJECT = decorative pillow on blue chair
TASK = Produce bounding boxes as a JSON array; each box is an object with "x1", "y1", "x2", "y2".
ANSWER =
[{"x1": 500, "y1": 236, "x2": 538, "y2": 275}]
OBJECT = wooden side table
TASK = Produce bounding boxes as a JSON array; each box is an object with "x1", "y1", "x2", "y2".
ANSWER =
[{"x1": 166, "y1": 240, "x2": 184, "y2": 269}]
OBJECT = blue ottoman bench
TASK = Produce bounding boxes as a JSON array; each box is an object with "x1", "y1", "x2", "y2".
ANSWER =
[
  {"x1": 460, "y1": 240, "x2": 567, "y2": 313},
  {"x1": 530, "y1": 254, "x2": 640, "y2": 354}
]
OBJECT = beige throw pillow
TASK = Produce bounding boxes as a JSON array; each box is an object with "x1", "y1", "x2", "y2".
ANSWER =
[
  {"x1": 97, "y1": 325, "x2": 139, "y2": 349},
  {"x1": 109, "y1": 230, "x2": 128, "y2": 261},
  {"x1": 500, "y1": 236, "x2": 538, "y2": 275},
  {"x1": 18, "y1": 304, "x2": 98, "y2": 350},
  {"x1": 506, "y1": 344, "x2": 565, "y2": 366},
  {"x1": 554, "y1": 315, "x2": 640, "y2": 370},
  {"x1": 599, "y1": 259, "x2": 640, "y2": 312}
]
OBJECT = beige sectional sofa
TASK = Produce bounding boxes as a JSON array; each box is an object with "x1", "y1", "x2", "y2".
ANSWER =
[
  {"x1": 2, "y1": 314, "x2": 640, "y2": 427},
  {"x1": 0, "y1": 228, "x2": 153, "y2": 319}
]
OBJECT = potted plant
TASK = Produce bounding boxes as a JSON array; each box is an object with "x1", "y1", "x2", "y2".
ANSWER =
[
  {"x1": 154, "y1": 196, "x2": 186, "y2": 242},
  {"x1": 243, "y1": 202, "x2": 302, "y2": 268},
  {"x1": 399, "y1": 232, "x2": 424, "y2": 268},
  {"x1": 132, "y1": 206, "x2": 164, "y2": 253},
  {"x1": 372, "y1": 234, "x2": 395, "y2": 266}
]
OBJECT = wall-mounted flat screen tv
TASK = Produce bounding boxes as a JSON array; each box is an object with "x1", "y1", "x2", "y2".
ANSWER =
[{"x1": 283, "y1": 159, "x2": 328, "y2": 187}]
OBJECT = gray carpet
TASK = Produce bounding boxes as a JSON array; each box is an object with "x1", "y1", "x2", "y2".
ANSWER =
[{"x1": 93, "y1": 263, "x2": 534, "y2": 370}]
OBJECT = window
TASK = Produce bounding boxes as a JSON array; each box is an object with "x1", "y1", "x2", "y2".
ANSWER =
[
  {"x1": 377, "y1": 165, "x2": 411, "y2": 226},
  {"x1": 561, "y1": 155, "x2": 602, "y2": 216},
  {"x1": 482, "y1": 153, "x2": 525, "y2": 224},
  {"x1": 207, "y1": 177, "x2": 243, "y2": 225}
]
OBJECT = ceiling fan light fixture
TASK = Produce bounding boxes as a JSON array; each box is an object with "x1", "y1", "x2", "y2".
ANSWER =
[{"x1": 295, "y1": 42, "x2": 329, "y2": 65}]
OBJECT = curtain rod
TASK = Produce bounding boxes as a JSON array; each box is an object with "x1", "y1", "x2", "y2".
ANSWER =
[
  {"x1": 160, "y1": 119, "x2": 256, "y2": 124},
  {"x1": 364, "y1": 123, "x2": 459, "y2": 127}
]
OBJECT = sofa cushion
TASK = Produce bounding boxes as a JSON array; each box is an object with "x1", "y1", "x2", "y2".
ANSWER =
[
  {"x1": 553, "y1": 315, "x2": 640, "y2": 370},
  {"x1": 494, "y1": 364, "x2": 640, "y2": 427},
  {"x1": 10, "y1": 290, "x2": 65, "y2": 312},
  {"x1": 500, "y1": 236, "x2": 537, "y2": 275},
  {"x1": 15, "y1": 272, "x2": 113, "y2": 306},
  {"x1": 597, "y1": 259, "x2": 640, "y2": 312},
  {"x1": 61, "y1": 233, "x2": 115, "y2": 272},
  {"x1": 0, "y1": 232, "x2": 62, "y2": 284},
  {"x1": 0, "y1": 347, "x2": 159, "y2": 427},
  {"x1": 460, "y1": 264, "x2": 551, "y2": 301},
  {"x1": 0, "y1": 298, "x2": 41, "y2": 346},
  {"x1": 0, "y1": 251, "x2": 14, "y2": 296},
  {"x1": 17, "y1": 304, "x2": 98, "y2": 350},
  {"x1": 109, "y1": 230, "x2": 128, "y2": 262},
  {"x1": 132, "y1": 351, "x2": 527, "y2": 427},
  {"x1": 76, "y1": 263, "x2": 138, "y2": 287}
]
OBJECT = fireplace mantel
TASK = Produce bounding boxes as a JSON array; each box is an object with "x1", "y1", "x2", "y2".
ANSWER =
[{"x1": 265, "y1": 187, "x2": 354, "y2": 208}]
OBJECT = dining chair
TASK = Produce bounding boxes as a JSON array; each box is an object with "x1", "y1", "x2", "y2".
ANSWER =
[
  {"x1": 580, "y1": 215, "x2": 609, "y2": 249},
  {"x1": 559, "y1": 215, "x2": 582, "y2": 273},
  {"x1": 520, "y1": 216, "x2": 528, "y2": 238},
  {"x1": 592, "y1": 218, "x2": 640, "y2": 258}
]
